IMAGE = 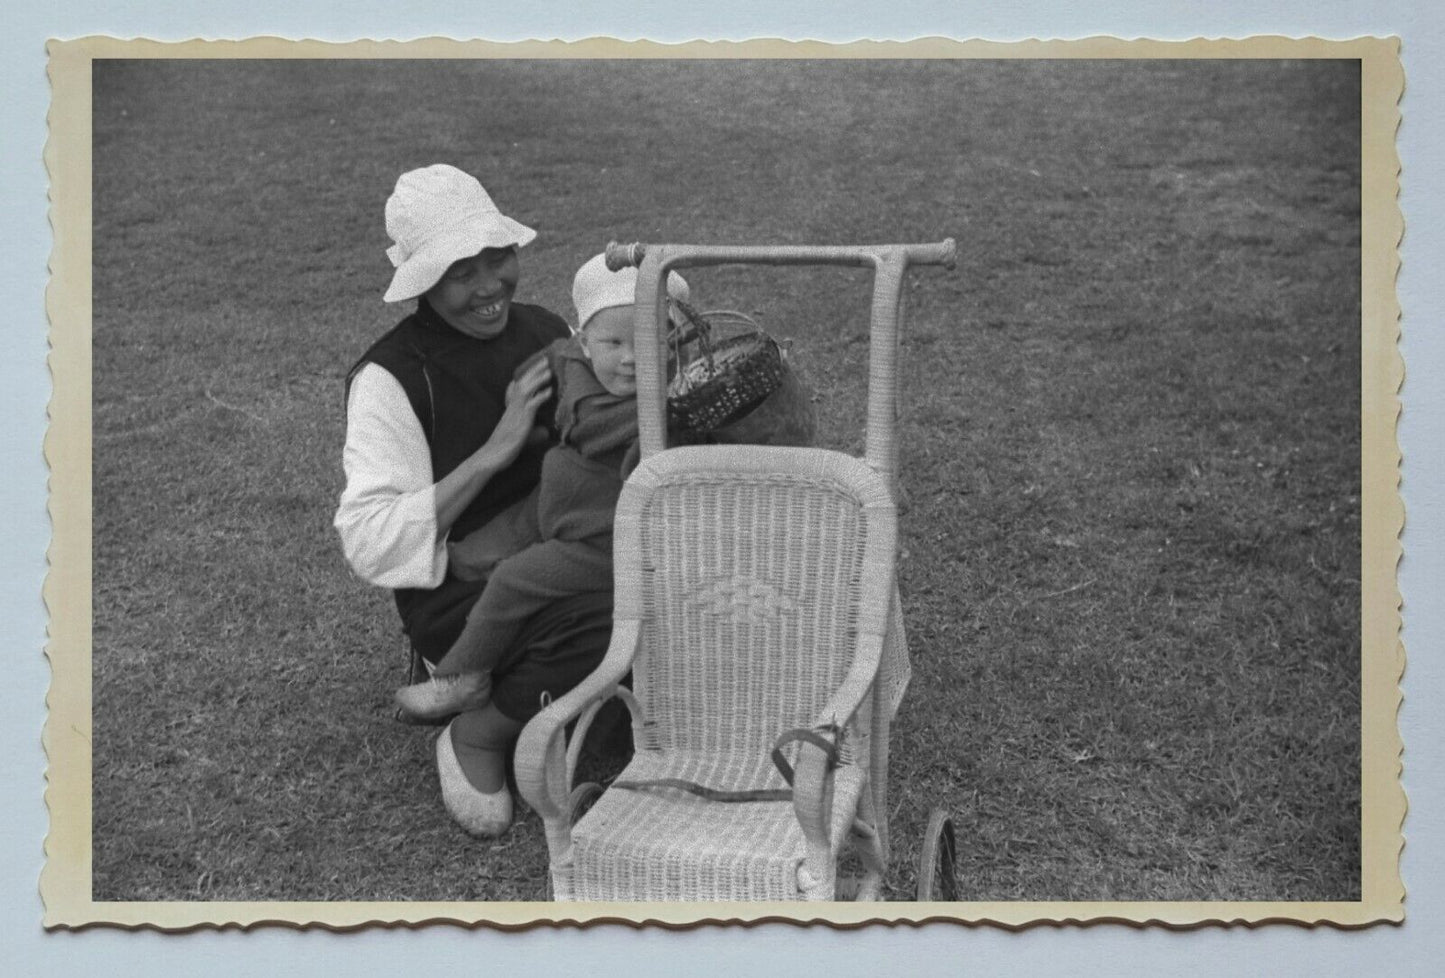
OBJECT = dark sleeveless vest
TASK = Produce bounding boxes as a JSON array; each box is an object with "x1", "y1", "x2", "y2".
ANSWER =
[
  {"x1": 348, "y1": 297, "x2": 568, "y2": 536},
  {"x1": 347, "y1": 298, "x2": 569, "y2": 640}
]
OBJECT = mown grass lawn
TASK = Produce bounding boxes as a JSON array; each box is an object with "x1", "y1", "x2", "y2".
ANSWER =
[{"x1": 91, "y1": 58, "x2": 1360, "y2": 902}]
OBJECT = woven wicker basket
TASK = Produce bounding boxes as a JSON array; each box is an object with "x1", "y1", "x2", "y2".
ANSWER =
[{"x1": 667, "y1": 300, "x2": 788, "y2": 433}]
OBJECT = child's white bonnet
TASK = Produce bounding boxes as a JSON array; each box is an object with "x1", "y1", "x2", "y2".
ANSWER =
[{"x1": 571, "y1": 253, "x2": 690, "y2": 333}]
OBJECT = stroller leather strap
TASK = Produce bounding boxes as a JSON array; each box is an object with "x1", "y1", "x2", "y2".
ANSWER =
[
  {"x1": 609, "y1": 777, "x2": 792, "y2": 803},
  {"x1": 770, "y1": 726, "x2": 842, "y2": 787},
  {"x1": 609, "y1": 726, "x2": 842, "y2": 804}
]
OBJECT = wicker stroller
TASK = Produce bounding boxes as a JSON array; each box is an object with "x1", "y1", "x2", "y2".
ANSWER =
[{"x1": 514, "y1": 240, "x2": 957, "y2": 901}]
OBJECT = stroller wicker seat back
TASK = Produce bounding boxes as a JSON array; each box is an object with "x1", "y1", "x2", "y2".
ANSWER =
[
  {"x1": 566, "y1": 448, "x2": 895, "y2": 900},
  {"x1": 632, "y1": 460, "x2": 884, "y2": 756}
]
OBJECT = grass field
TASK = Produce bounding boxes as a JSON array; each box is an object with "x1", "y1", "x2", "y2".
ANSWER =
[{"x1": 90, "y1": 58, "x2": 1361, "y2": 902}]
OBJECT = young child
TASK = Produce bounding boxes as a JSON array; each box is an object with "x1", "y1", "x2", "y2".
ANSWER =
[{"x1": 394, "y1": 253, "x2": 690, "y2": 721}]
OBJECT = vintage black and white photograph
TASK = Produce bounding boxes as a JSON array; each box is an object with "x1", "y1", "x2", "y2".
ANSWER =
[{"x1": 67, "y1": 44, "x2": 1393, "y2": 919}]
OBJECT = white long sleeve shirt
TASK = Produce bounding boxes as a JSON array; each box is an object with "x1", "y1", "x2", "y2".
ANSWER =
[{"x1": 333, "y1": 362, "x2": 449, "y2": 589}]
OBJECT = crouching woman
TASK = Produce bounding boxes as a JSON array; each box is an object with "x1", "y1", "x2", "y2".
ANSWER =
[{"x1": 334, "y1": 164, "x2": 612, "y2": 837}]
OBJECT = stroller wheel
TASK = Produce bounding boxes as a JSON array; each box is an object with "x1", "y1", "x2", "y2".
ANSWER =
[
  {"x1": 916, "y1": 808, "x2": 958, "y2": 901},
  {"x1": 568, "y1": 781, "x2": 603, "y2": 826}
]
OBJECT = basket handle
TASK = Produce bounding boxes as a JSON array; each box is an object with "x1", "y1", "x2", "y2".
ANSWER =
[
  {"x1": 669, "y1": 298, "x2": 715, "y2": 392},
  {"x1": 668, "y1": 301, "x2": 771, "y2": 395}
]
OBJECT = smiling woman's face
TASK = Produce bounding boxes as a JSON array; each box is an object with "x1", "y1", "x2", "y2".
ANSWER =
[{"x1": 425, "y1": 246, "x2": 521, "y2": 339}]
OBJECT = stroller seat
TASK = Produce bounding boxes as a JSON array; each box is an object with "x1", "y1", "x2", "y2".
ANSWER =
[
  {"x1": 519, "y1": 446, "x2": 897, "y2": 901},
  {"x1": 570, "y1": 748, "x2": 867, "y2": 901}
]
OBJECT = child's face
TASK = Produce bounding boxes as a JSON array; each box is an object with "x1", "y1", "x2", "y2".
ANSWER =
[{"x1": 579, "y1": 306, "x2": 637, "y2": 397}]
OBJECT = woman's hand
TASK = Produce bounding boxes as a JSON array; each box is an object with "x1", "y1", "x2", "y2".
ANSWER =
[
  {"x1": 431, "y1": 356, "x2": 553, "y2": 539},
  {"x1": 488, "y1": 357, "x2": 554, "y2": 467}
]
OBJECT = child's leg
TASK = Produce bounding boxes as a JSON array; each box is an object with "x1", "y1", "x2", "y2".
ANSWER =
[
  {"x1": 433, "y1": 539, "x2": 613, "y2": 677},
  {"x1": 448, "y1": 703, "x2": 522, "y2": 794},
  {"x1": 446, "y1": 489, "x2": 543, "y2": 582}
]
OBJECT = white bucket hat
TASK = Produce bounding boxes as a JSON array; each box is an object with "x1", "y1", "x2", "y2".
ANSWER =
[
  {"x1": 571, "y1": 252, "x2": 690, "y2": 333},
  {"x1": 383, "y1": 164, "x2": 537, "y2": 303}
]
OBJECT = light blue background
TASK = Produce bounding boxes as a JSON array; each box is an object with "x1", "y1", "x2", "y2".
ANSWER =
[{"x1": 5, "y1": 3, "x2": 1441, "y2": 975}]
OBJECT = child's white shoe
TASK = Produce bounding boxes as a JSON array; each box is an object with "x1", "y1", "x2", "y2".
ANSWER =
[{"x1": 394, "y1": 672, "x2": 489, "y2": 722}]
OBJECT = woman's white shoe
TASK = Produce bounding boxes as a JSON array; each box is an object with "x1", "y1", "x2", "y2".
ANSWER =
[{"x1": 436, "y1": 721, "x2": 513, "y2": 837}]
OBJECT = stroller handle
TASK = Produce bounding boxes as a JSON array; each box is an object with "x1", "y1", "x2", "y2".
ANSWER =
[
  {"x1": 614, "y1": 238, "x2": 957, "y2": 485},
  {"x1": 605, "y1": 238, "x2": 957, "y2": 273}
]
